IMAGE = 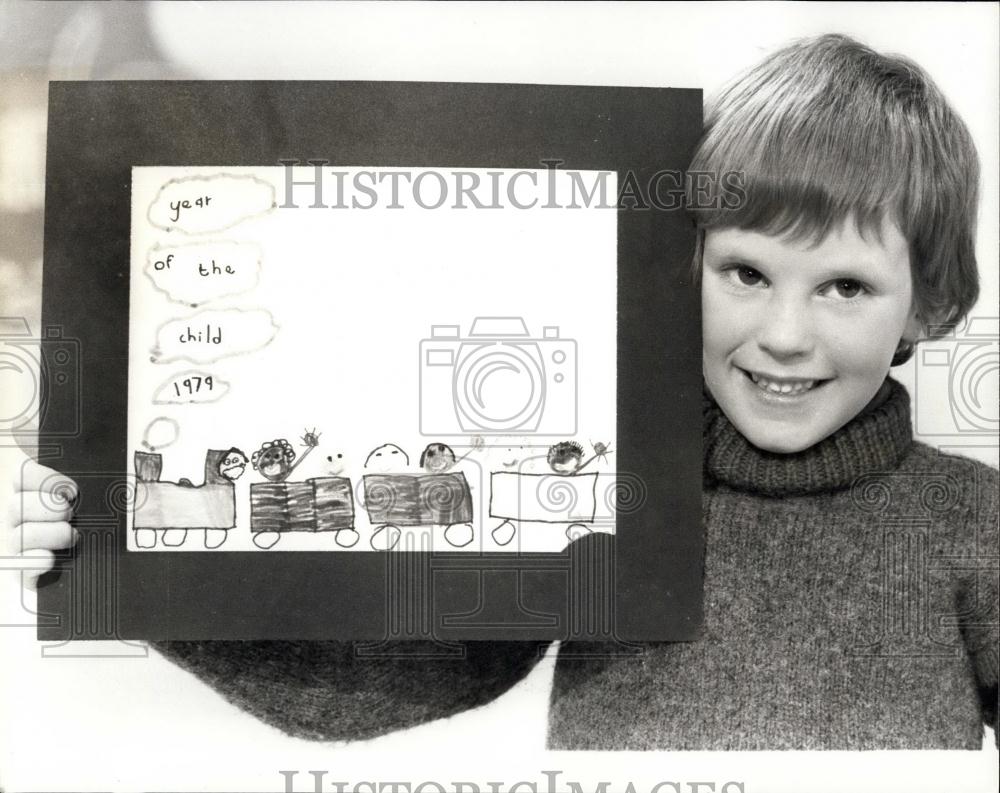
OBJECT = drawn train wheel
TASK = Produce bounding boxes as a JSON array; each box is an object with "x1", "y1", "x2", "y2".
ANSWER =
[
  {"x1": 565, "y1": 523, "x2": 593, "y2": 541},
  {"x1": 252, "y1": 531, "x2": 281, "y2": 550},
  {"x1": 161, "y1": 529, "x2": 188, "y2": 547},
  {"x1": 444, "y1": 522, "x2": 474, "y2": 548},
  {"x1": 134, "y1": 529, "x2": 157, "y2": 549},
  {"x1": 370, "y1": 524, "x2": 401, "y2": 551},
  {"x1": 335, "y1": 528, "x2": 360, "y2": 548},
  {"x1": 204, "y1": 529, "x2": 229, "y2": 549},
  {"x1": 491, "y1": 520, "x2": 517, "y2": 547}
]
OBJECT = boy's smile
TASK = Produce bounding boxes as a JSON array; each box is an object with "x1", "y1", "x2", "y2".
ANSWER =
[{"x1": 702, "y1": 217, "x2": 920, "y2": 454}]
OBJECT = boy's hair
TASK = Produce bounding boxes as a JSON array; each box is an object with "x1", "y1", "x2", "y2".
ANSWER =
[{"x1": 687, "y1": 34, "x2": 980, "y2": 338}]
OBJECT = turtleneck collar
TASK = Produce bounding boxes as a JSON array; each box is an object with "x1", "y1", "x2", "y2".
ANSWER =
[{"x1": 703, "y1": 377, "x2": 913, "y2": 497}]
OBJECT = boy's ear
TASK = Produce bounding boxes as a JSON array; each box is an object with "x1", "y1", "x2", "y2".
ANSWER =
[{"x1": 903, "y1": 303, "x2": 924, "y2": 342}]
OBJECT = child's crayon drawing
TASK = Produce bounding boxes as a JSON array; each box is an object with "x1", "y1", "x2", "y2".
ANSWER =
[{"x1": 127, "y1": 165, "x2": 619, "y2": 553}]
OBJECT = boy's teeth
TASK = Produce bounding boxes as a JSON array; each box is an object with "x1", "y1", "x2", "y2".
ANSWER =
[{"x1": 749, "y1": 373, "x2": 817, "y2": 394}]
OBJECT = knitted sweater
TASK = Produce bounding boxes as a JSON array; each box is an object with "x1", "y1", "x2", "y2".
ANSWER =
[{"x1": 154, "y1": 379, "x2": 998, "y2": 749}]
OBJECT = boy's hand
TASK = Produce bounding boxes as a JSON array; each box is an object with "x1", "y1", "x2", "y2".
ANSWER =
[{"x1": 4, "y1": 458, "x2": 79, "y2": 589}]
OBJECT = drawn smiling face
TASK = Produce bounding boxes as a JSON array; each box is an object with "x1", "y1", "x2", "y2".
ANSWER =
[
  {"x1": 251, "y1": 439, "x2": 296, "y2": 482},
  {"x1": 500, "y1": 447, "x2": 517, "y2": 468},
  {"x1": 364, "y1": 443, "x2": 408, "y2": 472},
  {"x1": 218, "y1": 449, "x2": 249, "y2": 481},
  {"x1": 260, "y1": 450, "x2": 285, "y2": 478},
  {"x1": 547, "y1": 441, "x2": 584, "y2": 475},
  {"x1": 325, "y1": 452, "x2": 348, "y2": 476},
  {"x1": 499, "y1": 437, "x2": 530, "y2": 469},
  {"x1": 420, "y1": 443, "x2": 456, "y2": 473}
]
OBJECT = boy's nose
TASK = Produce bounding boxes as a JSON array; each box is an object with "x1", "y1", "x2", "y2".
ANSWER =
[{"x1": 755, "y1": 297, "x2": 815, "y2": 361}]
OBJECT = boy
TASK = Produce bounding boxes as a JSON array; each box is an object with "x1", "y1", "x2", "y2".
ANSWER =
[{"x1": 9, "y1": 34, "x2": 998, "y2": 749}]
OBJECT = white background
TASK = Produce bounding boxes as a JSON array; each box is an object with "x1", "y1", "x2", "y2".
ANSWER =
[{"x1": 1, "y1": 2, "x2": 997, "y2": 792}]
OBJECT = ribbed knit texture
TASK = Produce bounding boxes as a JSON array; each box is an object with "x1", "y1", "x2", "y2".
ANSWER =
[
  {"x1": 154, "y1": 378, "x2": 998, "y2": 749},
  {"x1": 703, "y1": 378, "x2": 908, "y2": 496},
  {"x1": 549, "y1": 379, "x2": 998, "y2": 749}
]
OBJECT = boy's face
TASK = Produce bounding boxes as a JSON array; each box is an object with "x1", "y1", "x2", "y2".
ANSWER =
[{"x1": 701, "y1": 217, "x2": 919, "y2": 454}]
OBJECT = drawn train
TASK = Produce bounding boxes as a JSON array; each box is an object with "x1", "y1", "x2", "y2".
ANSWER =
[{"x1": 131, "y1": 437, "x2": 611, "y2": 551}]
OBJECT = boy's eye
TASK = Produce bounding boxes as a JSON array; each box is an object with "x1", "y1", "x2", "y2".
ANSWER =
[
  {"x1": 829, "y1": 279, "x2": 865, "y2": 299},
  {"x1": 733, "y1": 266, "x2": 764, "y2": 286}
]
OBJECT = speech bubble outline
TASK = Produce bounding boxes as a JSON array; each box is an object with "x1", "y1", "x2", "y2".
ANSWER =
[
  {"x1": 152, "y1": 369, "x2": 231, "y2": 405},
  {"x1": 142, "y1": 416, "x2": 180, "y2": 452},
  {"x1": 150, "y1": 308, "x2": 279, "y2": 365},
  {"x1": 145, "y1": 241, "x2": 262, "y2": 307},
  {"x1": 146, "y1": 172, "x2": 276, "y2": 235}
]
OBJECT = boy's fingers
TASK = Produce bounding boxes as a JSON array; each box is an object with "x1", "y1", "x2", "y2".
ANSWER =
[
  {"x1": 14, "y1": 459, "x2": 78, "y2": 502},
  {"x1": 7, "y1": 492, "x2": 74, "y2": 524},
  {"x1": 5, "y1": 521, "x2": 76, "y2": 553},
  {"x1": 15, "y1": 549, "x2": 56, "y2": 590}
]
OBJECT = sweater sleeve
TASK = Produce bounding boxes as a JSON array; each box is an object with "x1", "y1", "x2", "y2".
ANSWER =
[
  {"x1": 957, "y1": 462, "x2": 999, "y2": 745},
  {"x1": 151, "y1": 639, "x2": 551, "y2": 742}
]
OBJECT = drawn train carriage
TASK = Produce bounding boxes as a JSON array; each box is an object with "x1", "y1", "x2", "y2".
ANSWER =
[
  {"x1": 361, "y1": 472, "x2": 474, "y2": 549},
  {"x1": 250, "y1": 476, "x2": 356, "y2": 548},
  {"x1": 488, "y1": 470, "x2": 601, "y2": 545}
]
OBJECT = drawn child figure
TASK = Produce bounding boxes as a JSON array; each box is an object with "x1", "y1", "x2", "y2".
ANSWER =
[
  {"x1": 546, "y1": 440, "x2": 612, "y2": 475},
  {"x1": 361, "y1": 443, "x2": 409, "y2": 550},
  {"x1": 203, "y1": 447, "x2": 248, "y2": 549},
  {"x1": 418, "y1": 437, "x2": 485, "y2": 474},
  {"x1": 545, "y1": 440, "x2": 584, "y2": 474},
  {"x1": 419, "y1": 442, "x2": 457, "y2": 474},
  {"x1": 363, "y1": 443, "x2": 408, "y2": 474},
  {"x1": 216, "y1": 447, "x2": 249, "y2": 482},
  {"x1": 493, "y1": 440, "x2": 613, "y2": 545},
  {"x1": 249, "y1": 429, "x2": 321, "y2": 549},
  {"x1": 250, "y1": 429, "x2": 321, "y2": 482},
  {"x1": 323, "y1": 451, "x2": 349, "y2": 477},
  {"x1": 418, "y1": 442, "x2": 479, "y2": 548},
  {"x1": 11, "y1": 35, "x2": 998, "y2": 752},
  {"x1": 313, "y1": 450, "x2": 360, "y2": 549}
]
